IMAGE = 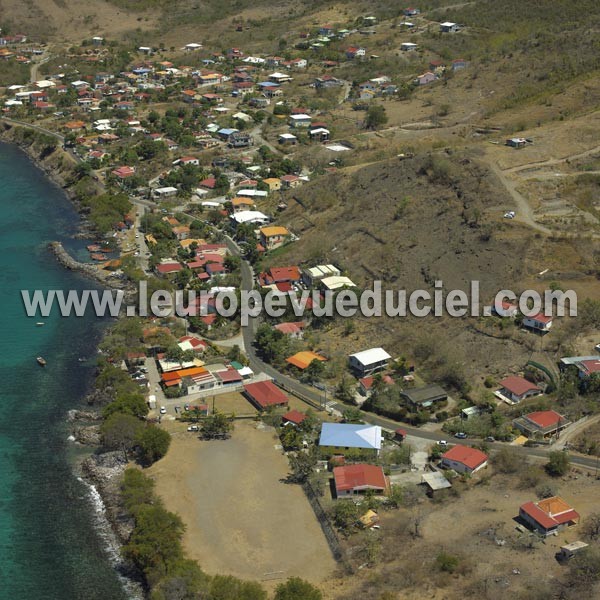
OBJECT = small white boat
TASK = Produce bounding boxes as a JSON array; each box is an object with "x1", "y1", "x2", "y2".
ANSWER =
[
  {"x1": 37, "y1": 356, "x2": 47, "y2": 366},
  {"x1": 36, "y1": 322, "x2": 45, "y2": 326}
]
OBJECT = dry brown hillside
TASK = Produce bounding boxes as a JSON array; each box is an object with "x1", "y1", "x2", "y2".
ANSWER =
[
  {"x1": 263, "y1": 153, "x2": 598, "y2": 387},
  {"x1": 0, "y1": 0, "x2": 159, "y2": 41}
]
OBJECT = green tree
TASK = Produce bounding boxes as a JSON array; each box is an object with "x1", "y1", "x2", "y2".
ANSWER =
[
  {"x1": 546, "y1": 450, "x2": 570, "y2": 476},
  {"x1": 101, "y1": 412, "x2": 144, "y2": 455},
  {"x1": 287, "y1": 450, "x2": 317, "y2": 483},
  {"x1": 200, "y1": 411, "x2": 234, "y2": 440},
  {"x1": 342, "y1": 406, "x2": 363, "y2": 424},
  {"x1": 335, "y1": 375, "x2": 356, "y2": 404},
  {"x1": 274, "y1": 577, "x2": 322, "y2": 600},
  {"x1": 331, "y1": 500, "x2": 359, "y2": 531},
  {"x1": 137, "y1": 426, "x2": 171, "y2": 465},
  {"x1": 209, "y1": 575, "x2": 267, "y2": 599},
  {"x1": 435, "y1": 551, "x2": 460, "y2": 573},
  {"x1": 365, "y1": 104, "x2": 388, "y2": 130},
  {"x1": 121, "y1": 468, "x2": 156, "y2": 515},
  {"x1": 123, "y1": 504, "x2": 185, "y2": 582},
  {"x1": 103, "y1": 392, "x2": 149, "y2": 419}
]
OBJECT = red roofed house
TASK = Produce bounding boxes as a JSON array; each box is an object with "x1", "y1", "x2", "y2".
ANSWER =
[
  {"x1": 333, "y1": 464, "x2": 389, "y2": 499},
  {"x1": 178, "y1": 335, "x2": 208, "y2": 353},
  {"x1": 179, "y1": 156, "x2": 200, "y2": 166},
  {"x1": 259, "y1": 266, "x2": 301, "y2": 286},
  {"x1": 359, "y1": 374, "x2": 394, "y2": 396},
  {"x1": 216, "y1": 368, "x2": 243, "y2": 386},
  {"x1": 274, "y1": 322, "x2": 305, "y2": 339},
  {"x1": 112, "y1": 166, "x2": 136, "y2": 179},
  {"x1": 523, "y1": 312, "x2": 553, "y2": 332},
  {"x1": 498, "y1": 376, "x2": 542, "y2": 403},
  {"x1": 155, "y1": 262, "x2": 183, "y2": 276},
  {"x1": 199, "y1": 177, "x2": 216, "y2": 189},
  {"x1": 282, "y1": 410, "x2": 307, "y2": 427},
  {"x1": 519, "y1": 496, "x2": 579, "y2": 536},
  {"x1": 513, "y1": 410, "x2": 570, "y2": 438},
  {"x1": 578, "y1": 359, "x2": 600, "y2": 379},
  {"x1": 243, "y1": 380, "x2": 289, "y2": 410},
  {"x1": 440, "y1": 445, "x2": 488, "y2": 474}
]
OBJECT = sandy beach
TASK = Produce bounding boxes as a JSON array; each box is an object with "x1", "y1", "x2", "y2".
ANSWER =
[{"x1": 149, "y1": 419, "x2": 337, "y2": 585}]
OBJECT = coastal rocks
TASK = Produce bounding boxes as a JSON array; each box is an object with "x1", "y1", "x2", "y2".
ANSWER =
[
  {"x1": 84, "y1": 388, "x2": 115, "y2": 407},
  {"x1": 49, "y1": 241, "x2": 136, "y2": 302},
  {"x1": 73, "y1": 425, "x2": 102, "y2": 446},
  {"x1": 81, "y1": 451, "x2": 135, "y2": 543},
  {"x1": 67, "y1": 409, "x2": 103, "y2": 421}
]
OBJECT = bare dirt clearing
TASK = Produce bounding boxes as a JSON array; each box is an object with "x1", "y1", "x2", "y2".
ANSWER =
[{"x1": 149, "y1": 419, "x2": 336, "y2": 585}]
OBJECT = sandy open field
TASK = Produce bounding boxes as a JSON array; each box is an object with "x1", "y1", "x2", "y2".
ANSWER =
[{"x1": 148, "y1": 419, "x2": 336, "y2": 585}]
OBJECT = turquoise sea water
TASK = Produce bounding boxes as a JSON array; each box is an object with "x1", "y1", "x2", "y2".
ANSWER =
[{"x1": 0, "y1": 142, "x2": 129, "y2": 600}]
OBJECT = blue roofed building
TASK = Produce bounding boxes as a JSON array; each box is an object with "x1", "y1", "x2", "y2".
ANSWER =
[{"x1": 319, "y1": 423, "x2": 383, "y2": 456}]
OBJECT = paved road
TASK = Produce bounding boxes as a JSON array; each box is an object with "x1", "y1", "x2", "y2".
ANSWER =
[
  {"x1": 1, "y1": 116, "x2": 65, "y2": 143},
  {"x1": 220, "y1": 229, "x2": 600, "y2": 471}
]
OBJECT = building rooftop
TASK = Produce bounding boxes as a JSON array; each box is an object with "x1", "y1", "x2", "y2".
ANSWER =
[
  {"x1": 441, "y1": 445, "x2": 488, "y2": 471},
  {"x1": 349, "y1": 347, "x2": 391, "y2": 366},
  {"x1": 333, "y1": 464, "x2": 387, "y2": 492},
  {"x1": 499, "y1": 376, "x2": 540, "y2": 396},
  {"x1": 319, "y1": 423, "x2": 382, "y2": 451}
]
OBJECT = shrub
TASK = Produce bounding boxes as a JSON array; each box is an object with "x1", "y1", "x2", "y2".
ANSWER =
[
  {"x1": 435, "y1": 551, "x2": 460, "y2": 573},
  {"x1": 546, "y1": 451, "x2": 570, "y2": 476}
]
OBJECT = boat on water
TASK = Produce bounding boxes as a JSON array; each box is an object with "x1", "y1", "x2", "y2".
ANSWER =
[
  {"x1": 36, "y1": 322, "x2": 45, "y2": 326},
  {"x1": 36, "y1": 356, "x2": 47, "y2": 367}
]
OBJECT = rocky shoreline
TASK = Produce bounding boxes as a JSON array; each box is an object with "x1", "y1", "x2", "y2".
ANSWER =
[
  {"x1": 49, "y1": 241, "x2": 136, "y2": 301},
  {"x1": 68, "y1": 409, "x2": 146, "y2": 598}
]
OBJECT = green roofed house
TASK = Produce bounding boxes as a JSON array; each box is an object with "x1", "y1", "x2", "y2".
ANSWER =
[{"x1": 400, "y1": 385, "x2": 447, "y2": 409}]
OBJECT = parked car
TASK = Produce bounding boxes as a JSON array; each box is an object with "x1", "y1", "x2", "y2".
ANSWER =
[
  {"x1": 454, "y1": 432, "x2": 468, "y2": 439},
  {"x1": 187, "y1": 425, "x2": 199, "y2": 432},
  {"x1": 437, "y1": 440, "x2": 448, "y2": 446},
  {"x1": 485, "y1": 436, "x2": 496, "y2": 442},
  {"x1": 503, "y1": 211, "x2": 516, "y2": 219},
  {"x1": 160, "y1": 406, "x2": 167, "y2": 414},
  {"x1": 595, "y1": 343, "x2": 600, "y2": 352}
]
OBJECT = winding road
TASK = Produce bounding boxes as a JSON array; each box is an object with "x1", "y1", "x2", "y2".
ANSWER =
[{"x1": 222, "y1": 228, "x2": 600, "y2": 472}]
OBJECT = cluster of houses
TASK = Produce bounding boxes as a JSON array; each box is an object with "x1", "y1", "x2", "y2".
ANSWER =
[{"x1": 0, "y1": 30, "x2": 34, "y2": 64}]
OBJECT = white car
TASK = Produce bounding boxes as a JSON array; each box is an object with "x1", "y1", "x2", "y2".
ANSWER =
[
  {"x1": 595, "y1": 343, "x2": 600, "y2": 353},
  {"x1": 135, "y1": 233, "x2": 139, "y2": 238},
  {"x1": 437, "y1": 440, "x2": 448, "y2": 446},
  {"x1": 160, "y1": 406, "x2": 167, "y2": 414},
  {"x1": 503, "y1": 211, "x2": 516, "y2": 219}
]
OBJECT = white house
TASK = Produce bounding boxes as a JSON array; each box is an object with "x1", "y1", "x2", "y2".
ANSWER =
[
  {"x1": 153, "y1": 186, "x2": 178, "y2": 198},
  {"x1": 348, "y1": 348, "x2": 391, "y2": 376},
  {"x1": 289, "y1": 114, "x2": 312, "y2": 128},
  {"x1": 302, "y1": 264, "x2": 340, "y2": 287},
  {"x1": 230, "y1": 210, "x2": 270, "y2": 226},
  {"x1": 440, "y1": 22, "x2": 460, "y2": 33},
  {"x1": 269, "y1": 72, "x2": 292, "y2": 84},
  {"x1": 440, "y1": 446, "x2": 488, "y2": 474},
  {"x1": 523, "y1": 312, "x2": 553, "y2": 332},
  {"x1": 400, "y1": 42, "x2": 418, "y2": 52}
]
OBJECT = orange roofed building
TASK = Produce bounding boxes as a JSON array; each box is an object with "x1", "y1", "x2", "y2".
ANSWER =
[
  {"x1": 333, "y1": 464, "x2": 389, "y2": 499},
  {"x1": 259, "y1": 226, "x2": 290, "y2": 251},
  {"x1": 519, "y1": 496, "x2": 579, "y2": 536},
  {"x1": 286, "y1": 351, "x2": 326, "y2": 370}
]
